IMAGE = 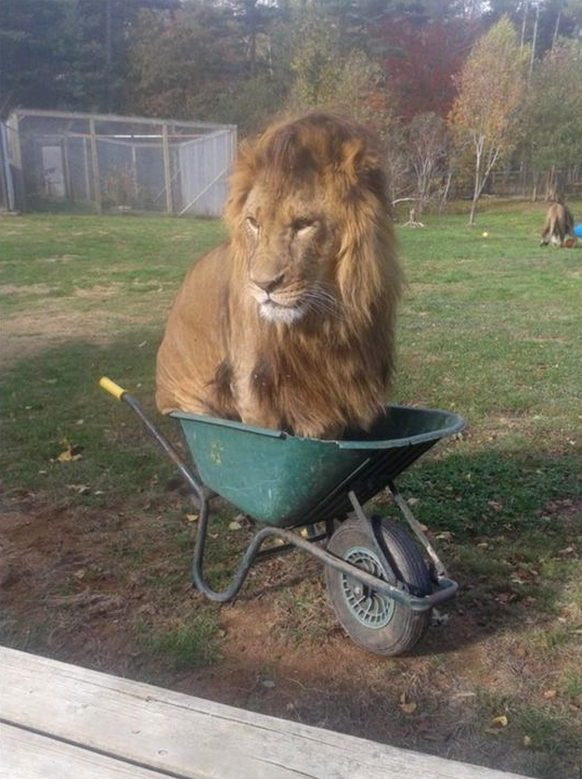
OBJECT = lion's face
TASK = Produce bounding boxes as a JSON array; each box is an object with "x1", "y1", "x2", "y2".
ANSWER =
[{"x1": 242, "y1": 178, "x2": 340, "y2": 324}]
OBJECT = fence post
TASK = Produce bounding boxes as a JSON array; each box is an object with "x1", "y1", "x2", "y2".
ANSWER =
[
  {"x1": 89, "y1": 118, "x2": 102, "y2": 214},
  {"x1": 62, "y1": 136, "x2": 73, "y2": 204},
  {"x1": 6, "y1": 112, "x2": 26, "y2": 210},
  {"x1": 83, "y1": 139, "x2": 91, "y2": 201},
  {"x1": 162, "y1": 122, "x2": 173, "y2": 214},
  {"x1": 131, "y1": 145, "x2": 138, "y2": 208},
  {"x1": 0, "y1": 122, "x2": 16, "y2": 211}
]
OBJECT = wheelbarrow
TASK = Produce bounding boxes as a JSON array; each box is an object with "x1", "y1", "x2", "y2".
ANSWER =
[{"x1": 99, "y1": 377, "x2": 465, "y2": 656}]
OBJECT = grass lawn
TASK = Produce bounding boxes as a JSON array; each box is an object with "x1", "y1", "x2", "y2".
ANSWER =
[{"x1": 1, "y1": 204, "x2": 581, "y2": 779}]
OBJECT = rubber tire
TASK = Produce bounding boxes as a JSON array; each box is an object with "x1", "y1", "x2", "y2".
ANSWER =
[{"x1": 325, "y1": 517, "x2": 431, "y2": 656}]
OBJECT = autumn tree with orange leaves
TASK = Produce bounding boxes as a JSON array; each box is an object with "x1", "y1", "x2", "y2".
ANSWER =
[{"x1": 449, "y1": 17, "x2": 529, "y2": 225}]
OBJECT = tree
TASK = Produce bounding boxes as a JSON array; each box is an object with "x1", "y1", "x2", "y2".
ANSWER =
[
  {"x1": 449, "y1": 17, "x2": 528, "y2": 224},
  {"x1": 526, "y1": 39, "x2": 582, "y2": 198},
  {"x1": 485, "y1": 0, "x2": 582, "y2": 58},
  {"x1": 407, "y1": 112, "x2": 450, "y2": 215},
  {"x1": 0, "y1": 0, "x2": 180, "y2": 114},
  {"x1": 0, "y1": 0, "x2": 80, "y2": 111},
  {"x1": 370, "y1": 14, "x2": 476, "y2": 119},
  {"x1": 287, "y1": 9, "x2": 394, "y2": 136},
  {"x1": 124, "y1": 4, "x2": 240, "y2": 120}
]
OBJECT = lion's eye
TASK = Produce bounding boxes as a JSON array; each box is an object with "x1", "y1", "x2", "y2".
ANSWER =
[
  {"x1": 246, "y1": 216, "x2": 259, "y2": 232},
  {"x1": 292, "y1": 218, "x2": 316, "y2": 235}
]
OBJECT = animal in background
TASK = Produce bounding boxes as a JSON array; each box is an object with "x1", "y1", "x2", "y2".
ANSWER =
[{"x1": 540, "y1": 201, "x2": 576, "y2": 248}]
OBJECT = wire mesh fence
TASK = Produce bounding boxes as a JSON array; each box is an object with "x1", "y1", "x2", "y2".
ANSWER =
[{"x1": 3, "y1": 109, "x2": 237, "y2": 217}]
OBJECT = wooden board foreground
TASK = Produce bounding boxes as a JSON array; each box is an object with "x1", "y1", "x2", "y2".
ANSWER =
[{"x1": 0, "y1": 647, "x2": 532, "y2": 779}]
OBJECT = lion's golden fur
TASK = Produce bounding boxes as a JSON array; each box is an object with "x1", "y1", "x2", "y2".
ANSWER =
[{"x1": 156, "y1": 112, "x2": 403, "y2": 438}]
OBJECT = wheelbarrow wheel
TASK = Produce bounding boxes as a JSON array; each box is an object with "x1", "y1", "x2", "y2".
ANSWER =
[{"x1": 325, "y1": 518, "x2": 431, "y2": 656}]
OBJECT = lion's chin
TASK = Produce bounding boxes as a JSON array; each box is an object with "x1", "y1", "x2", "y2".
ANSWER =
[{"x1": 259, "y1": 300, "x2": 306, "y2": 324}]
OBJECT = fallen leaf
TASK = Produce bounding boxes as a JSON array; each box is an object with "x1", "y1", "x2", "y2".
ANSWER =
[
  {"x1": 67, "y1": 483, "x2": 91, "y2": 495},
  {"x1": 184, "y1": 513, "x2": 198, "y2": 523},
  {"x1": 56, "y1": 438, "x2": 82, "y2": 462},
  {"x1": 490, "y1": 715, "x2": 508, "y2": 728},
  {"x1": 543, "y1": 689, "x2": 557, "y2": 700},
  {"x1": 399, "y1": 692, "x2": 417, "y2": 715},
  {"x1": 523, "y1": 735, "x2": 532, "y2": 748},
  {"x1": 229, "y1": 520, "x2": 242, "y2": 531},
  {"x1": 406, "y1": 497, "x2": 419, "y2": 506},
  {"x1": 57, "y1": 449, "x2": 81, "y2": 462},
  {"x1": 435, "y1": 531, "x2": 452, "y2": 541},
  {"x1": 74, "y1": 569, "x2": 86, "y2": 580}
]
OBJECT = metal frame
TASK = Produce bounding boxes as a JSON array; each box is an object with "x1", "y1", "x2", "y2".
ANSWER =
[
  {"x1": 122, "y1": 392, "x2": 458, "y2": 614},
  {"x1": 7, "y1": 109, "x2": 237, "y2": 217}
]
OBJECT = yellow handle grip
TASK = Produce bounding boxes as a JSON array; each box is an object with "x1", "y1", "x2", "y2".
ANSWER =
[{"x1": 99, "y1": 376, "x2": 127, "y2": 400}]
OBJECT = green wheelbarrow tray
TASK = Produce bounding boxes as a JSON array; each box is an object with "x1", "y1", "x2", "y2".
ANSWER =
[
  {"x1": 170, "y1": 405, "x2": 464, "y2": 528},
  {"x1": 99, "y1": 377, "x2": 464, "y2": 655}
]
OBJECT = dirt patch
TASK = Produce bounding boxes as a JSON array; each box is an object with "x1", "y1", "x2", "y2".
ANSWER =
[
  {"x1": 40, "y1": 254, "x2": 81, "y2": 263},
  {"x1": 0, "y1": 305, "x2": 152, "y2": 366},
  {"x1": 73, "y1": 283, "x2": 122, "y2": 298},
  {"x1": 1, "y1": 491, "x2": 580, "y2": 778},
  {"x1": 1, "y1": 283, "x2": 58, "y2": 296}
]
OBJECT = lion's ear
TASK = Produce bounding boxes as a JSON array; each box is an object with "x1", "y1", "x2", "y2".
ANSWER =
[
  {"x1": 339, "y1": 137, "x2": 378, "y2": 176},
  {"x1": 338, "y1": 137, "x2": 387, "y2": 206}
]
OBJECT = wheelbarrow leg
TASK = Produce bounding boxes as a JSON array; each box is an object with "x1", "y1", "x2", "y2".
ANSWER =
[
  {"x1": 385, "y1": 481, "x2": 449, "y2": 579},
  {"x1": 347, "y1": 490, "x2": 399, "y2": 586}
]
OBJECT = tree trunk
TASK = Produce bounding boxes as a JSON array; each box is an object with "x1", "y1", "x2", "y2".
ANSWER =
[
  {"x1": 105, "y1": 0, "x2": 113, "y2": 111},
  {"x1": 439, "y1": 169, "x2": 453, "y2": 214},
  {"x1": 469, "y1": 150, "x2": 482, "y2": 225},
  {"x1": 529, "y1": 3, "x2": 539, "y2": 82},
  {"x1": 552, "y1": 11, "x2": 561, "y2": 50},
  {"x1": 520, "y1": 1, "x2": 529, "y2": 49}
]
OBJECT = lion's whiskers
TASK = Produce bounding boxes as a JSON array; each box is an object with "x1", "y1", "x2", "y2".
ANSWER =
[{"x1": 302, "y1": 286, "x2": 343, "y2": 321}]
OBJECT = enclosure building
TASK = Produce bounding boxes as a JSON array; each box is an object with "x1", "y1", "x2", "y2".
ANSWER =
[{"x1": 2, "y1": 109, "x2": 237, "y2": 217}]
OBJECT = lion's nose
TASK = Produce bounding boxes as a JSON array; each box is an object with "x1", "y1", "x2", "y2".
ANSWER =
[{"x1": 252, "y1": 271, "x2": 285, "y2": 293}]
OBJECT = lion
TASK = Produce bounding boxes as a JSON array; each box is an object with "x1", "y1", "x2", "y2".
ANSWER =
[
  {"x1": 540, "y1": 201, "x2": 576, "y2": 248},
  {"x1": 155, "y1": 112, "x2": 402, "y2": 439}
]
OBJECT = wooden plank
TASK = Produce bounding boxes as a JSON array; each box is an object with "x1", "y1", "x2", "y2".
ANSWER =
[
  {"x1": 0, "y1": 723, "x2": 173, "y2": 779},
  {"x1": 0, "y1": 648, "x2": 532, "y2": 779}
]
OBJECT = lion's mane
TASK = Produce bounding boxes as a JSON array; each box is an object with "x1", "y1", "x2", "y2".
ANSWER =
[{"x1": 156, "y1": 112, "x2": 403, "y2": 439}]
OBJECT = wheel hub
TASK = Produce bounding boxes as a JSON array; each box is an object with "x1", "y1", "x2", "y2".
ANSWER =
[{"x1": 341, "y1": 546, "x2": 395, "y2": 628}]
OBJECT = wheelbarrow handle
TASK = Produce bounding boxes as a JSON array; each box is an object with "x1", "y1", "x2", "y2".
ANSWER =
[
  {"x1": 98, "y1": 376, "x2": 206, "y2": 505},
  {"x1": 99, "y1": 376, "x2": 127, "y2": 401}
]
